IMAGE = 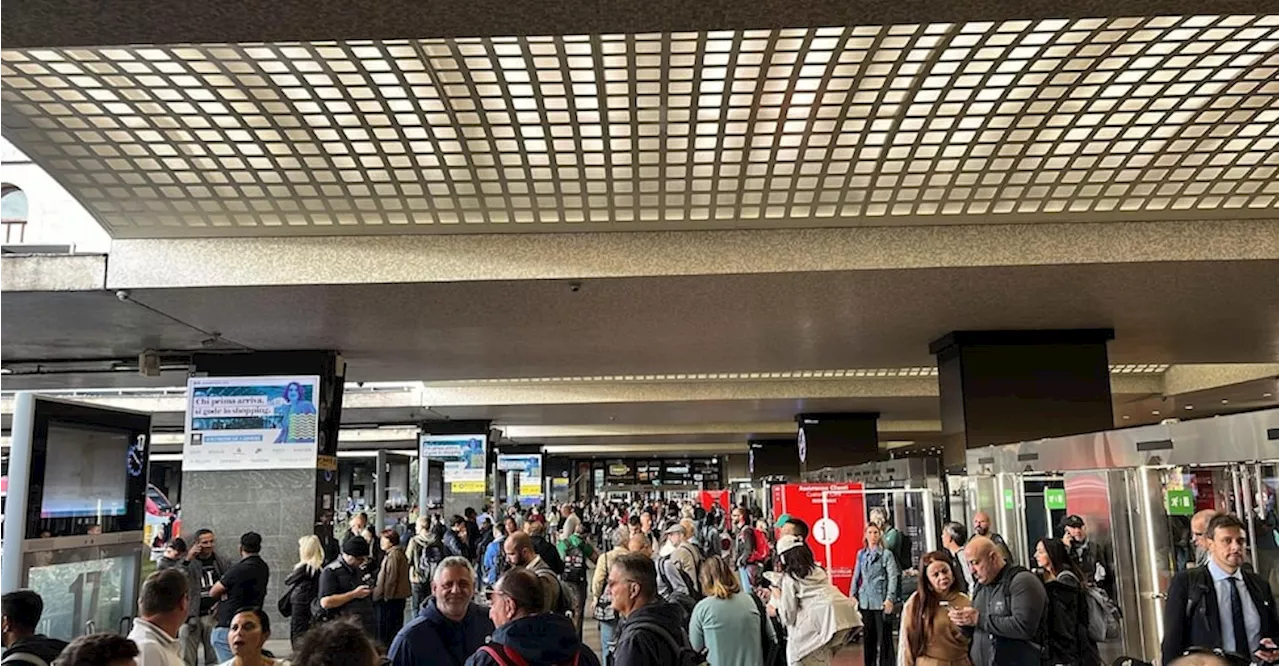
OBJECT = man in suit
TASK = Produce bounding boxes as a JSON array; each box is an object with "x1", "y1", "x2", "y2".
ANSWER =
[{"x1": 1161, "y1": 513, "x2": 1279, "y2": 665}]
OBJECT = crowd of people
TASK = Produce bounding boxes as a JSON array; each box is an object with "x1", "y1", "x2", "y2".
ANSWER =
[{"x1": 2, "y1": 498, "x2": 1277, "y2": 666}]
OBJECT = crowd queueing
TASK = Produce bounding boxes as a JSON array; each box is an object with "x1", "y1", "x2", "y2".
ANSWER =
[{"x1": 3, "y1": 498, "x2": 1278, "y2": 666}]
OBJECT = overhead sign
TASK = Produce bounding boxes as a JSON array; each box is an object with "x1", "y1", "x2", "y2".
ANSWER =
[
  {"x1": 1044, "y1": 488, "x2": 1067, "y2": 510},
  {"x1": 771, "y1": 482, "x2": 866, "y2": 595},
  {"x1": 497, "y1": 453, "x2": 544, "y2": 502},
  {"x1": 421, "y1": 434, "x2": 487, "y2": 493},
  {"x1": 184, "y1": 375, "x2": 321, "y2": 471}
]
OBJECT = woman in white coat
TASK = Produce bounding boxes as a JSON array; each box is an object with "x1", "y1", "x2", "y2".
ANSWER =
[{"x1": 771, "y1": 535, "x2": 862, "y2": 666}]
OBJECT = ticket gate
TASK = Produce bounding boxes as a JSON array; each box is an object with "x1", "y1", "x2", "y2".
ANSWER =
[{"x1": 965, "y1": 409, "x2": 1279, "y2": 663}]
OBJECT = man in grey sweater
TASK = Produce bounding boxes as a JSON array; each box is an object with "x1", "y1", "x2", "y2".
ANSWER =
[{"x1": 949, "y1": 536, "x2": 1046, "y2": 666}]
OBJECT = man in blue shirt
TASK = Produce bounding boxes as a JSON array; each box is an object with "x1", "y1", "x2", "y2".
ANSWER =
[{"x1": 1161, "y1": 513, "x2": 1278, "y2": 665}]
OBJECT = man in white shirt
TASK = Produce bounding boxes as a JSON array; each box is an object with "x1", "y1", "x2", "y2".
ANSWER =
[{"x1": 128, "y1": 568, "x2": 188, "y2": 666}]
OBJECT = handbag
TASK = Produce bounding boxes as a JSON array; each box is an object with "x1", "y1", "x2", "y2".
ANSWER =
[
  {"x1": 277, "y1": 581, "x2": 298, "y2": 617},
  {"x1": 593, "y1": 552, "x2": 618, "y2": 622}
]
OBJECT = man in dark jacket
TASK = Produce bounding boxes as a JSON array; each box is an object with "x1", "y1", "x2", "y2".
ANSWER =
[
  {"x1": 1062, "y1": 515, "x2": 1113, "y2": 597},
  {"x1": 445, "y1": 516, "x2": 471, "y2": 559},
  {"x1": 466, "y1": 568, "x2": 599, "y2": 666},
  {"x1": 525, "y1": 519, "x2": 565, "y2": 576},
  {"x1": 950, "y1": 536, "x2": 1047, "y2": 666},
  {"x1": 319, "y1": 536, "x2": 376, "y2": 636},
  {"x1": 2, "y1": 590, "x2": 68, "y2": 665},
  {"x1": 1161, "y1": 513, "x2": 1279, "y2": 665},
  {"x1": 180, "y1": 528, "x2": 233, "y2": 665},
  {"x1": 389, "y1": 556, "x2": 493, "y2": 666},
  {"x1": 607, "y1": 552, "x2": 692, "y2": 666}
]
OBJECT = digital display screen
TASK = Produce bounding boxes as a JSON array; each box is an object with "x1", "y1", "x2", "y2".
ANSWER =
[{"x1": 40, "y1": 423, "x2": 138, "y2": 519}]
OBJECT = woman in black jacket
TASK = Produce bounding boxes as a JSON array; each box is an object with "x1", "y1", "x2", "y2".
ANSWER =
[
  {"x1": 286, "y1": 535, "x2": 326, "y2": 646},
  {"x1": 1034, "y1": 537, "x2": 1100, "y2": 666}
]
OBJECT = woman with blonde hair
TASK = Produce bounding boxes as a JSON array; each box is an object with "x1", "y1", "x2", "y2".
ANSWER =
[
  {"x1": 283, "y1": 534, "x2": 324, "y2": 645},
  {"x1": 689, "y1": 555, "x2": 777, "y2": 666}
]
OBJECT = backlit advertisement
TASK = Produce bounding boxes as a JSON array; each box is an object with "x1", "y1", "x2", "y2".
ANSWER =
[
  {"x1": 420, "y1": 434, "x2": 487, "y2": 493},
  {"x1": 184, "y1": 375, "x2": 320, "y2": 471},
  {"x1": 771, "y1": 482, "x2": 866, "y2": 595}
]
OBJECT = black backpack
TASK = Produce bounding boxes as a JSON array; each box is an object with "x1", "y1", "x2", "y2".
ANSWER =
[
  {"x1": 563, "y1": 545, "x2": 588, "y2": 584},
  {"x1": 620, "y1": 620, "x2": 704, "y2": 666},
  {"x1": 417, "y1": 541, "x2": 446, "y2": 582}
]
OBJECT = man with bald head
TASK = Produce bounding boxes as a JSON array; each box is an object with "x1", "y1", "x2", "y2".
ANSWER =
[
  {"x1": 971, "y1": 511, "x2": 1012, "y2": 562},
  {"x1": 1190, "y1": 509, "x2": 1220, "y2": 568},
  {"x1": 949, "y1": 536, "x2": 1047, "y2": 666},
  {"x1": 503, "y1": 531, "x2": 561, "y2": 613}
]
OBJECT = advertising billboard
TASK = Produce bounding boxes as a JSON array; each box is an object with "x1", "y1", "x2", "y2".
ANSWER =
[
  {"x1": 497, "y1": 453, "x2": 544, "y2": 503},
  {"x1": 420, "y1": 434, "x2": 487, "y2": 493},
  {"x1": 184, "y1": 375, "x2": 321, "y2": 471}
]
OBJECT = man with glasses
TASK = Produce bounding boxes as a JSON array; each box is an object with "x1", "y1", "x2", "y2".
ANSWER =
[
  {"x1": 466, "y1": 568, "x2": 599, "y2": 666},
  {"x1": 1161, "y1": 513, "x2": 1278, "y2": 665},
  {"x1": 607, "y1": 552, "x2": 692, "y2": 666},
  {"x1": 318, "y1": 535, "x2": 376, "y2": 636},
  {"x1": 388, "y1": 556, "x2": 493, "y2": 666}
]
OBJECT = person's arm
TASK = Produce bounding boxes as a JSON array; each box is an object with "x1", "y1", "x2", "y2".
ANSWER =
[
  {"x1": 776, "y1": 576, "x2": 800, "y2": 627},
  {"x1": 373, "y1": 555, "x2": 390, "y2": 601},
  {"x1": 209, "y1": 562, "x2": 241, "y2": 601},
  {"x1": 590, "y1": 551, "x2": 609, "y2": 601},
  {"x1": 885, "y1": 552, "x2": 902, "y2": 611},
  {"x1": 852, "y1": 550, "x2": 864, "y2": 598},
  {"x1": 1160, "y1": 573, "x2": 1192, "y2": 666},
  {"x1": 664, "y1": 560, "x2": 689, "y2": 596},
  {"x1": 977, "y1": 571, "x2": 1046, "y2": 640},
  {"x1": 689, "y1": 602, "x2": 707, "y2": 652},
  {"x1": 899, "y1": 594, "x2": 917, "y2": 666}
]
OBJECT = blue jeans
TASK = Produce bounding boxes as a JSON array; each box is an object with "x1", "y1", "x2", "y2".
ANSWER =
[
  {"x1": 738, "y1": 566, "x2": 753, "y2": 594},
  {"x1": 599, "y1": 619, "x2": 618, "y2": 657},
  {"x1": 211, "y1": 626, "x2": 232, "y2": 663}
]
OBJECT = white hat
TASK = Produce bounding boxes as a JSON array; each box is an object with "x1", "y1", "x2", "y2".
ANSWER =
[{"x1": 776, "y1": 534, "x2": 805, "y2": 555}]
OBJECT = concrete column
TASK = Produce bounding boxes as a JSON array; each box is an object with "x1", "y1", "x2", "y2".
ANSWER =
[
  {"x1": 930, "y1": 329, "x2": 1115, "y2": 468},
  {"x1": 749, "y1": 438, "x2": 799, "y2": 481},
  {"x1": 374, "y1": 450, "x2": 387, "y2": 535},
  {"x1": 797, "y1": 412, "x2": 881, "y2": 474},
  {"x1": 181, "y1": 350, "x2": 345, "y2": 630}
]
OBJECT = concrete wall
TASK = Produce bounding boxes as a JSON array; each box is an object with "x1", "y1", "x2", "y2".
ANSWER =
[{"x1": 181, "y1": 469, "x2": 317, "y2": 633}]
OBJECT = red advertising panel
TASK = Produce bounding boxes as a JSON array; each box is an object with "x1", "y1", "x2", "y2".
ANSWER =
[
  {"x1": 772, "y1": 482, "x2": 866, "y2": 595},
  {"x1": 698, "y1": 490, "x2": 732, "y2": 531}
]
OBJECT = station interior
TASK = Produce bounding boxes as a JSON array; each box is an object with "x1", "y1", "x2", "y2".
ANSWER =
[{"x1": 0, "y1": 1, "x2": 1278, "y2": 665}]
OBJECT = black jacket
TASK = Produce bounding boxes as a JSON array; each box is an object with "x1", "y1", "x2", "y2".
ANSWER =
[
  {"x1": 4, "y1": 634, "x2": 68, "y2": 664},
  {"x1": 1042, "y1": 572, "x2": 1097, "y2": 666},
  {"x1": 610, "y1": 601, "x2": 689, "y2": 666},
  {"x1": 444, "y1": 530, "x2": 469, "y2": 559},
  {"x1": 285, "y1": 564, "x2": 322, "y2": 641},
  {"x1": 1160, "y1": 564, "x2": 1278, "y2": 665},
  {"x1": 464, "y1": 613, "x2": 600, "y2": 666}
]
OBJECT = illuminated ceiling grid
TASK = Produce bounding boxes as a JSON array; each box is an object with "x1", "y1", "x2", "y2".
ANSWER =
[{"x1": 1, "y1": 14, "x2": 1276, "y2": 236}]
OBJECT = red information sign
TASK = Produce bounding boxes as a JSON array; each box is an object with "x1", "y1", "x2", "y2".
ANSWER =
[
  {"x1": 771, "y1": 482, "x2": 866, "y2": 595},
  {"x1": 698, "y1": 489, "x2": 732, "y2": 531}
]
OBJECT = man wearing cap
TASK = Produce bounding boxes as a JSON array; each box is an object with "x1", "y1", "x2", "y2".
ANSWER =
[
  {"x1": 776, "y1": 514, "x2": 809, "y2": 540},
  {"x1": 1062, "y1": 514, "x2": 1112, "y2": 596},
  {"x1": 319, "y1": 535, "x2": 377, "y2": 635},
  {"x1": 664, "y1": 523, "x2": 701, "y2": 588}
]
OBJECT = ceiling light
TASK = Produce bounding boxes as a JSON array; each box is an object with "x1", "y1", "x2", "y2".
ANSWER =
[
  {"x1": 1184, "y1": 405, "x2": 1194, "y2": 410},
  {"x1": 1265, "y1": 393, "x2": 1273, "y2": 398},
  {"x1": 1221, "y1": 399, "x2": 1229, "y2": 404},
  {"x1": 1151, "y1": 410, "x2": 1161, "y2": 415},
  {"x1": 1122, "y1": 415, "x2": 1130, "y2": 420}
]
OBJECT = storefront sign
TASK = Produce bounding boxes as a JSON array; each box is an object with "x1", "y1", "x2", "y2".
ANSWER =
[{"x1": 184, "y1": 375, "x2": 321, "y2": 471}]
